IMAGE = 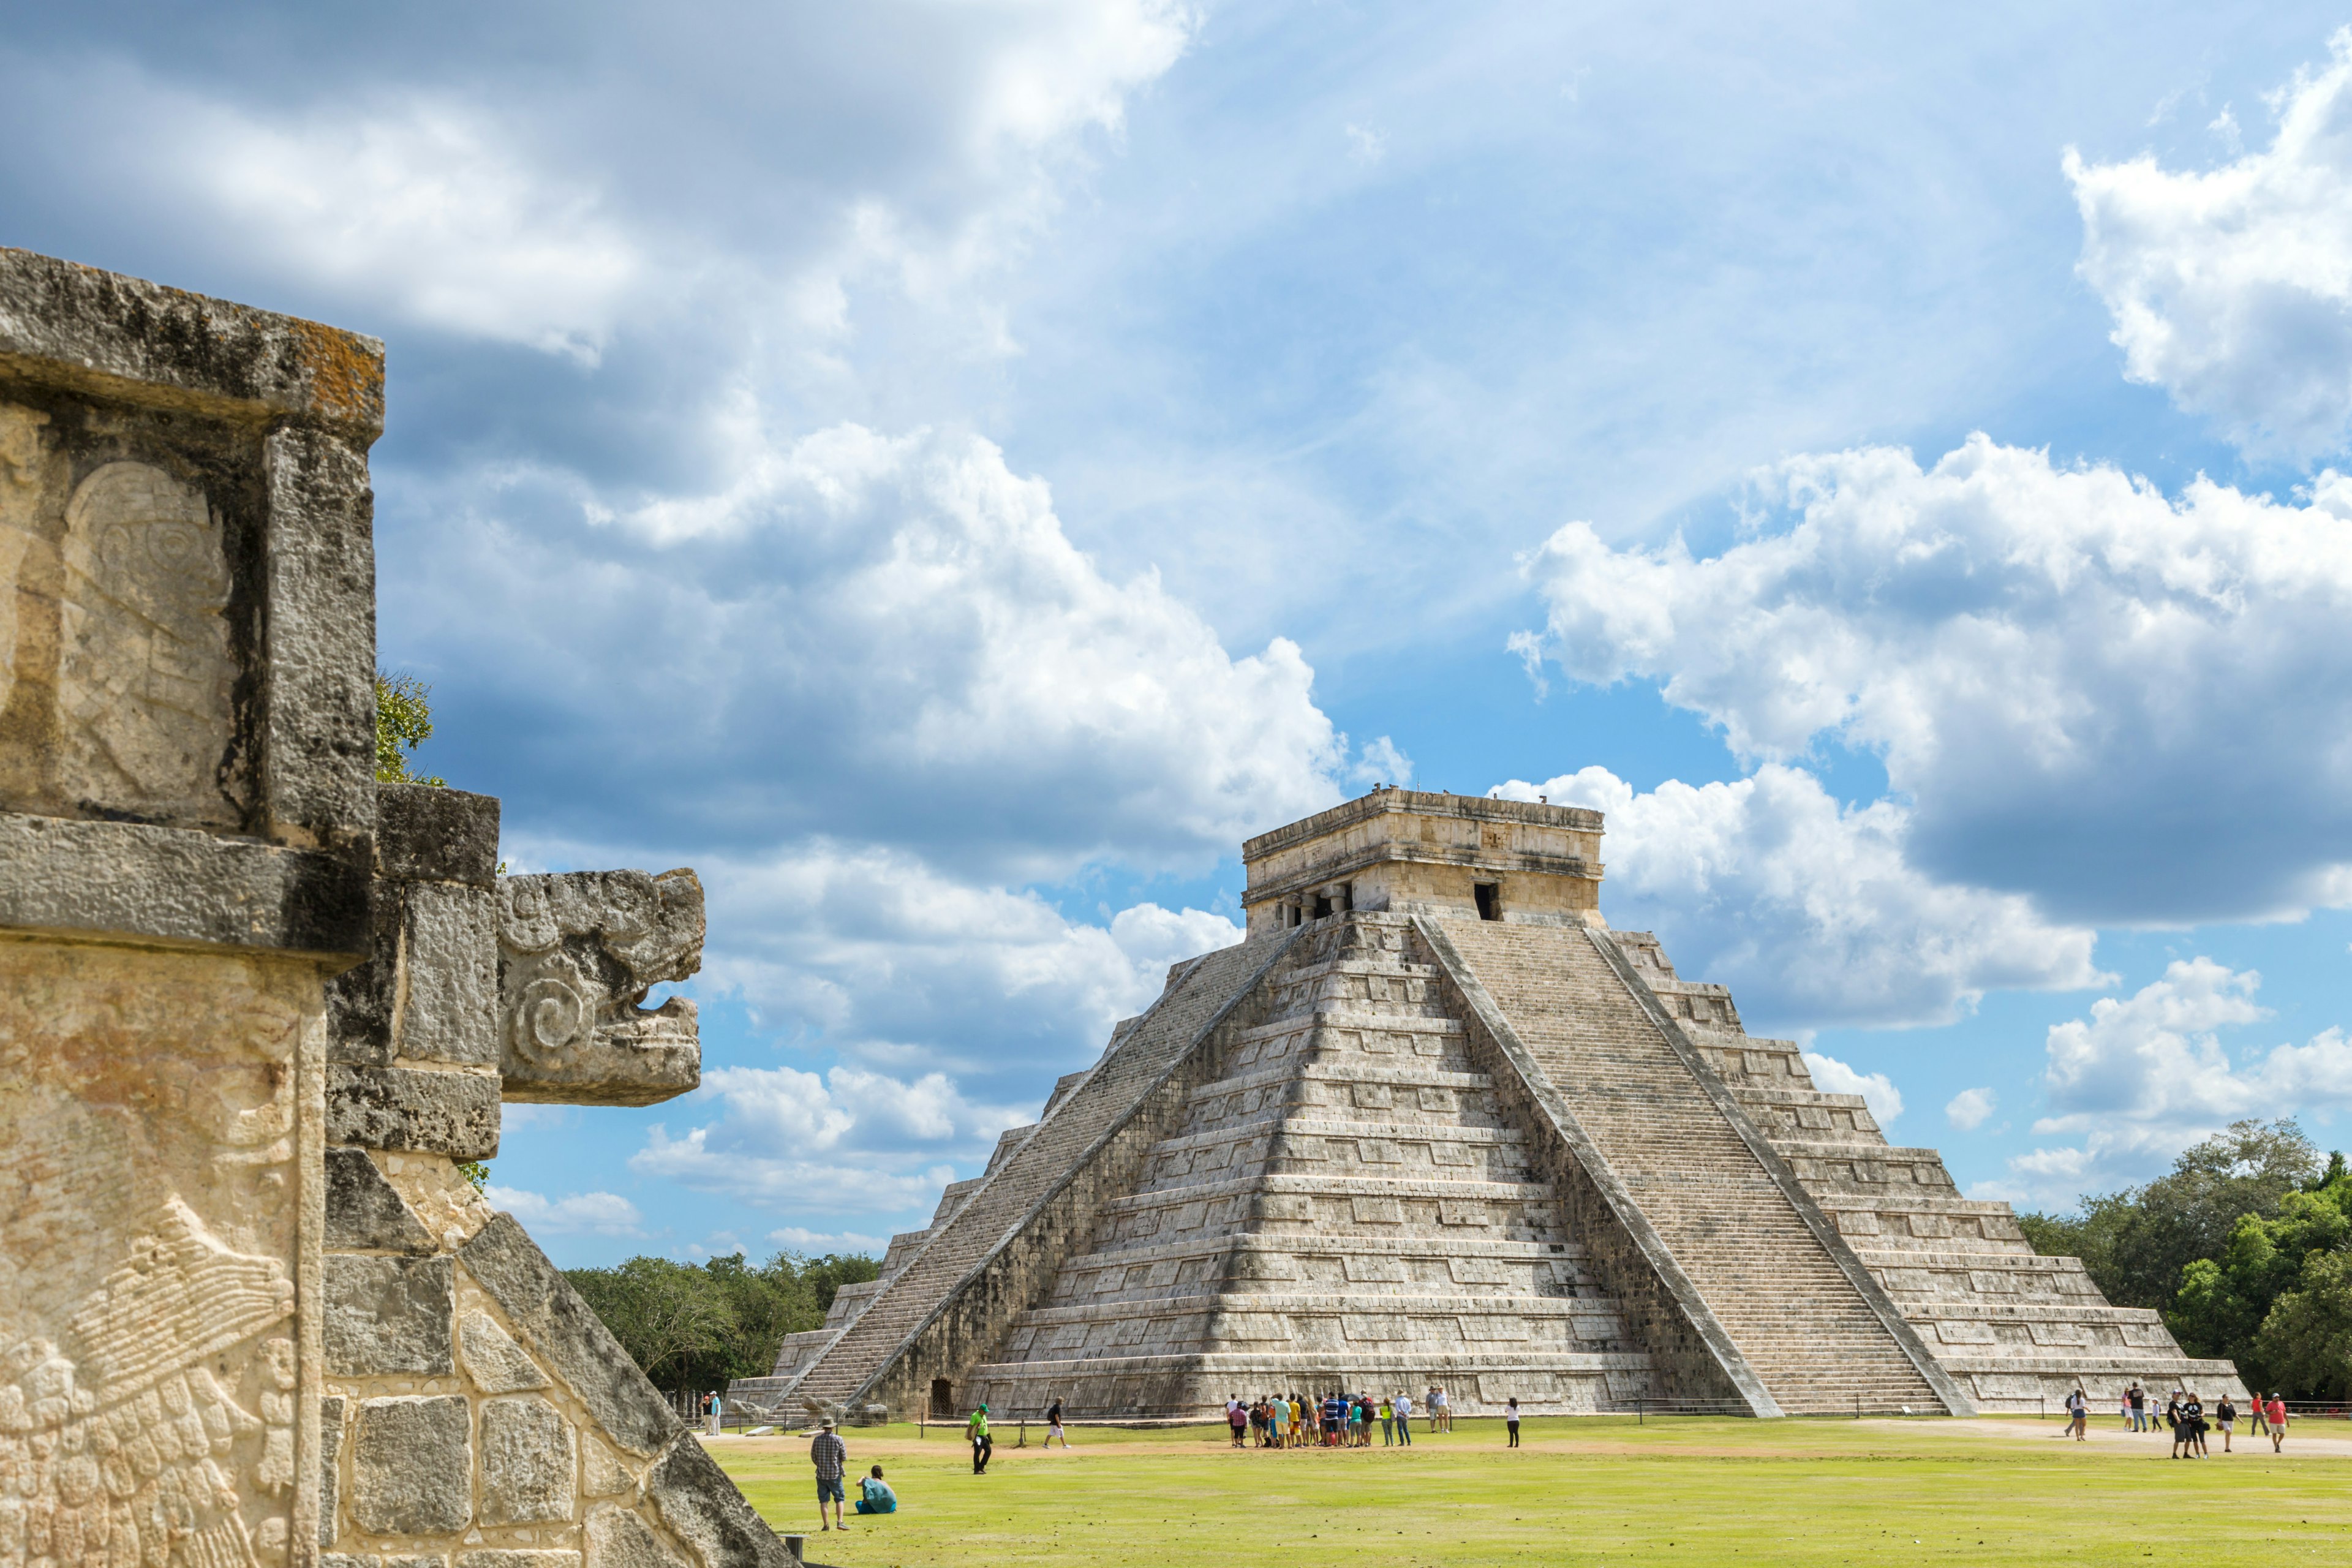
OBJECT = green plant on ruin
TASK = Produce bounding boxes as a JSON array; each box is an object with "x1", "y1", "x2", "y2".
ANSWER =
[{"x1": 375, "y1": 668, "x2": 445, "y2": 786}]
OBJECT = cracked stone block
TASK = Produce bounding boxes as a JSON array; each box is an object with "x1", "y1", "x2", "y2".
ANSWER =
[
  {"x1": 480, "y1": 1395, "x2": 577, "y2": 1525},
  {"x1": 326, "y1": 1147, "x2": 437, "y2": 1253},
  {"x1": 586, "y1": 1507, "x2": 690, "y2": 1568},
  {"x1": 351, "y1": 1396, "x2": 472, "y2": 1535},
  {"x1": 326, "y1": 1255, "x2": 454, "y2": 1375},
  {"x1": 461, "y1": 1308, "x2": 550, "y2": 1393},
  {"x1": 583, "y1": 1442, "x2": 638, "y2": 1500},
  {"x1": 402, "y1": 883, "x2": 497, "y2": 1065}
]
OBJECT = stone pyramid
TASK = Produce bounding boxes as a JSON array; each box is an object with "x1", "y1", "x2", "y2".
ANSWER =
[{"x1": 734, "y1": 791, "x2": 2238, "y2": 1422}]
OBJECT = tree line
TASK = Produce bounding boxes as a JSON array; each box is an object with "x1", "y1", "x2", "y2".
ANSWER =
[
  {"x1": 563, "y1": 1250, "x2": 880, "y2": 1395},
  {"x1": 2020, "y1": 1118, "x2": 2352, "y2": 1398}
]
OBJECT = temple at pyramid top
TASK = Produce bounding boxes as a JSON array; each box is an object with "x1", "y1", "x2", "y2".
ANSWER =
[
  {"x1": 734, "y1": 791, "x2": 2241, "y2": 1425},
  {"x1": 1243, "y1": 789, "x2": 1605, "y2": 932}
]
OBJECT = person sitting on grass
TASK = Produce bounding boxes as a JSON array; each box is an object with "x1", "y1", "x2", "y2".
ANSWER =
[{"x1": 855, "y1": 1465, "x2": 897, "y2": 1515}]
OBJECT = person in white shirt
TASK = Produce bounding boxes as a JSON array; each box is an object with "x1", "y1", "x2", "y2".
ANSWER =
[{"x1": 1393, "y1": 1392, "x2": 1414, "y2": 1446}]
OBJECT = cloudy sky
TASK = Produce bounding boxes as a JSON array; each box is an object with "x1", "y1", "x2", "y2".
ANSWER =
[{"x1": 13, "y1": 2, "x2": 2352, "y2": 1261}]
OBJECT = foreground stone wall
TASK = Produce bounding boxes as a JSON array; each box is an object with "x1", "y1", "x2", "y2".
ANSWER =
[{"x1": 0, "y1": 249, "x2": 794, "y2": 1568}]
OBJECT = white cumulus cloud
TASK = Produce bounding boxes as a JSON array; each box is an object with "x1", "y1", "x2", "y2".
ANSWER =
[
  {"x1": 1518, "y1": 435, "x2": 2352, "y2": 924},
  {"x1": 2011, "y1": 958, "x2": 2352, "y2": 1196},
  {"x1": 1945, "y1": 1087, "x2": 1997, "y2": 1131},
  {"x1": 1488, "y1": 764, "x2": 2103, "y2": 1029},
  {"x1": 1802, "y1": 1051, "x2": 1905, "y2": 1128},
  {"x1": 484, "y1": 1186, "x2": 645, "y2": 1237},
  {"x1": 2068, "y1": 29, "x2": 2352, "y2": 460}
]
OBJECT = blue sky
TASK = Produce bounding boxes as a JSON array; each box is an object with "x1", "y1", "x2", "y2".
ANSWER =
[{"x1": 12, "y1": 2, "x2": 2352, "y2": 1261}]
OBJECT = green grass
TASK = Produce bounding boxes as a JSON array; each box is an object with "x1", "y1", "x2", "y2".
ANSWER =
[{"x1": 710, "y1": 1415, "x2": 2352, "y2": 1567}]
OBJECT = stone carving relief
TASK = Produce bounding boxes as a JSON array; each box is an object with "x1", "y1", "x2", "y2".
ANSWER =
[
  {"x1": 56, "y1": 462, "x2": 236, "y2": 818},
  {"x1": 497, "y1": 870, "x2": 704, "y2": 1106},
  {"x1": 0, "y1": 943, "x2": 320, "y2": 1568}
]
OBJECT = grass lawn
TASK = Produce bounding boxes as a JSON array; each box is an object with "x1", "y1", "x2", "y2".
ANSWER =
[{"x1": 709, "y1": 1415, "x2": 2352, "y2": 1567}]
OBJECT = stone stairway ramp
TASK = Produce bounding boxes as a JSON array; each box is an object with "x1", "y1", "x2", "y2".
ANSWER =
[
  {"x1": 1421, "y1": 918, "x2": 1969, "y2": 1417},
  {"x1": 785, "y1": 930, "x2": 1298, "y2": 1415}
]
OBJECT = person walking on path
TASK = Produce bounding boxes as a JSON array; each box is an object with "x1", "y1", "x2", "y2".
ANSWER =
[
  {"x1": 1506, "y1": 1398, "x2": 1521, "y2": 1448},
  {"x1": 967, "y1": 1404, "x2": 993, "y2": 1474},
  {"x1": 2064, "y1": 1387, "x2": 2087, "y2": 1441},
  {"x1": 1393, "y1": 1392, "x2": 1414, "y2": 1446},
  {"x1": 2214, "y1": 1393, "x2": 2236, "y2": 1452},
  {"x1": 2249, "y1": 1392, "x2": 2269, "y2": 1437},
  {"x1": 810, "y1": 1418, "x2": 850, "y2": 1532},
  {"x1": 1044, "y1": 1399, "x2": 1071, "y2": 1449},
  {"x1": 2268, "y1": 1394, "x2": 2288, "y2": 1452}
]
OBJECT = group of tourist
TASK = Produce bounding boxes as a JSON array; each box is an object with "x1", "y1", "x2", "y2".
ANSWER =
[
  {"x1": 2072, "y1": 1384, "x2": 2293, "y2": 1455},
  {"x1": 1221, "y1": 1385, "x2": 1468, "y2": 1447}
]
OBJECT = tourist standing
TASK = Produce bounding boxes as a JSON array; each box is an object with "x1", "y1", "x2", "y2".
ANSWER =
[
  {"x1": 810, "y1": 1417, "x2": 849, "y2": 1532},
  {"x1": 1393, "y1": 1391, "x2": 1414, "y2": 1446},
  {"x1": 2127, "y1": 1383, "x2": 2146, "y2": 1433},
  {"x1": 2215, "y1": 1393, "x2": 2236, "y2": 1453},
  {"x1": 1269, "y1": 1394, "x2": 1288, "y2": 1449},
  {"x1": 1430, "y1": 1384, "x2": 1449, "y2": 1433},
  {"x1": 1228, "y1": 1399, "x2": 1249, "y2": 1448},
  {"x1": 707, "y1": 1390, "x2": 723, "y2": 1437},
  {"x1": 1379, "y1": 1395, "x2": 1394, "y2": 1446},
  {"x1": 2064, "y1": 1386, "x2": 2087, "y2": 1441},
  {"x1": 2249, "y1": 1392, "x2": 2269, "y2": 1437},
  {"x1": 1045, "y1": 1398, "x2": 1071, "y2": 1449},
  {"x1": 2184, "y1": 1391, "x2": 2208, "y2": 1457},
  {"x1": 2165, "y1": 1392, "x2": 2185, "y2": 1458},
  {"x1": 967, "y1": 1403, "x2": 993, "y2": 1474},
  {"x1": 2268, "y1": 1393, "x2": 2288, "y2": 1452},
  {"x1": 1506, "y1": 1397, "x2": 1521, "y2": 1449}
]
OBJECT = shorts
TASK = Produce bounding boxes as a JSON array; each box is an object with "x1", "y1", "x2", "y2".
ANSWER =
[{"x1": 817, "y1": 1477, "x2": 844, "y2": 1504}]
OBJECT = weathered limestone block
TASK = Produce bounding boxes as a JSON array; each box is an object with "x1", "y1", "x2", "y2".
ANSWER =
[
  {"x1": 325, "y1": 1255, "x2": 454, "y2": 1375},
  {"x1": 646, "y1": 1440, "x2": 794, "y2": 1568},
  {"x1": 588, "y1": 1506, "x2": 693, "y2": 1568},
  {"x1": 326, "y1": 1148, "x2": 438, "y2": 1254},
  {"x1": 459, "y1": 1553, "x2": 581, "y2": 1568},
  {"x1": 460, "y1": 1308, "x2": 551, "y2": 1393},
  {"x1": 377, "y1": 783, "x2": 500, "y2": 886},
  {"x1": 350, "y1": 1395, "x2": 472, "y2": 1534},
  {"x1": 321, "y1": 1395, "x2": 347, "y2": 1550},
  {"x1": 499, "y1": 870, "x2": 704, "y2": 1106},
  {"x1": 402, "y1": 883, "x2": 499, "y2": 1065},
  {"x1": 328, "y1": 1064, "x2": 501, "y2": 1161},
  {"x1": 480, "y1": 1395, "x2": 577, "y2": 1524},
  {"x1": 458, "y1": 1215, "x2": 680, "y2": 1458}
]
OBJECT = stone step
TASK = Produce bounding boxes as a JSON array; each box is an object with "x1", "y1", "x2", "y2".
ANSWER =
[{"x1": 1431, "y1": 918, "x2": 1948, "y2": 1413}]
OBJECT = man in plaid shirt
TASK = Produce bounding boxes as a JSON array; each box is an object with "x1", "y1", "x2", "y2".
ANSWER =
[{"x1": 810, "y1": 1417, "x2": 850, "y2": 1531}]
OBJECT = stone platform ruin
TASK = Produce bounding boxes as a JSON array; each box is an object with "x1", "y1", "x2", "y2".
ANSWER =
[
  {"x1": 0, "y1": 249, "x2": 793, "y2": 1568},
  {"x1": 736, "y1": 791, "x2": 2241, "y2": 1423}
]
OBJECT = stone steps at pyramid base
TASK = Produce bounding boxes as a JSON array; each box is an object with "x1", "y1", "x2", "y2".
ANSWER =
[
  {"x1": 961, "y1": 1350, "x2": 1661, "y2": 1420},
  {"x1": 1943, "y1": 1357, "x2": 2248, "y2": 1412}
]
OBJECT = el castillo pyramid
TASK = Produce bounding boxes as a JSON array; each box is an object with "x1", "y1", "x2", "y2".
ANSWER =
[{"x1": 731, "y1": 790, "x2": 2239, "y2": 1421}]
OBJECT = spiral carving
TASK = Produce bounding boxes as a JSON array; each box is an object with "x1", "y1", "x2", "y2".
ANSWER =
[{"x1": 511, "y1": 975, "x2": 590, "y2": 1067}]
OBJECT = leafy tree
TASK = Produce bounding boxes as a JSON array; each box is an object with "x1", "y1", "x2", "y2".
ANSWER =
[
  {"x1": 2253, "y1": 1250, "x2": 2352, "y2": 1400},
  {"x1": 375, "y1": 669, "x2": 445, "y2": 786},
  {"x1": 563, "y1": 1250, "x2": 881, "y2": 1396},
  {"x1": 2019, "y1": 1118, "x2": 2319, "y2": 1309}
]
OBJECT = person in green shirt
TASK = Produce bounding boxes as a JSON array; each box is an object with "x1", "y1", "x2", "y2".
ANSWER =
[{"x1": 967, "y1": 1403, "x2": 993, "y2": 1474}]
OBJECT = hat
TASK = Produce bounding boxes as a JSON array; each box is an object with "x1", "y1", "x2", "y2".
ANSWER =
[
  {"x1": 977, "y1": 1403, "x2": 989, "y2": 1412},
  {"x1": 820, "y1": 1417, "x2": 835, "y2": 1429}
]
